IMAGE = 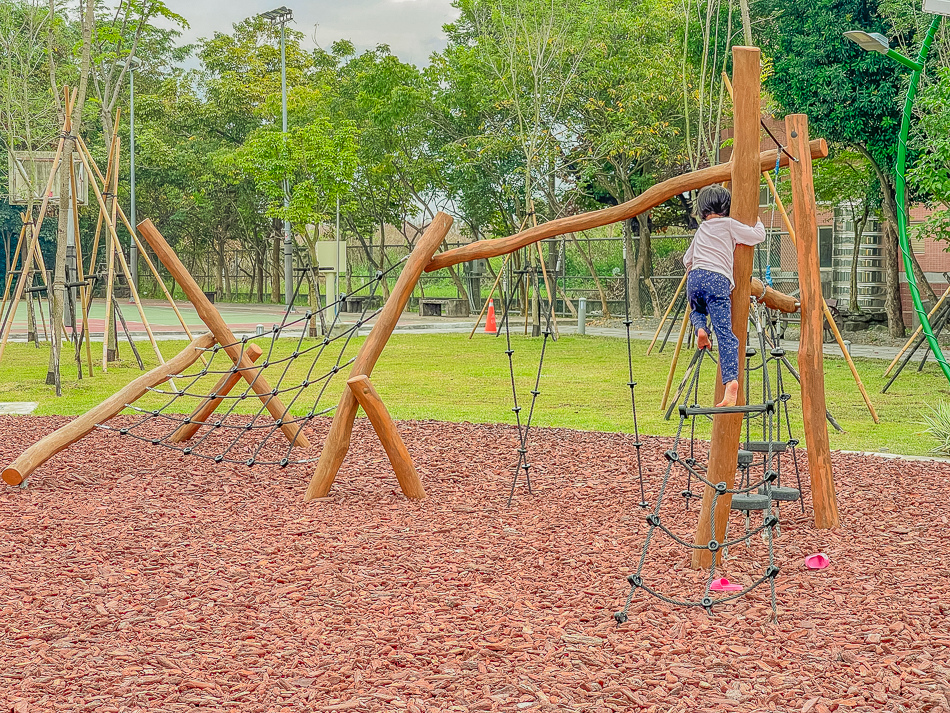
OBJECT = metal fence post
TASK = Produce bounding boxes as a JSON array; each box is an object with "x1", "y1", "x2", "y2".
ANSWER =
[{"x1": 578, "y1": 296, "x2": 587, "y2": 335}]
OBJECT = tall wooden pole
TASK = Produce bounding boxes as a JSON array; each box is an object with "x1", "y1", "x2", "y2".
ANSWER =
[
  {"x1": 787, "y1": 114, "x2": 839, "y2": 529},
  {"x1": 691, "y1": 47, "x2": 760, "y2": 569}
]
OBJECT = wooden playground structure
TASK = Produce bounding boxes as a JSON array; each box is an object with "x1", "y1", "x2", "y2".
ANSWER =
[{"x1": 4, "y1": 49, "x2": 839, "y2": 581}]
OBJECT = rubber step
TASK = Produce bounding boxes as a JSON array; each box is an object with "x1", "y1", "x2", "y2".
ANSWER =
[
  {"x1": 737, "y1": 450, "x2": 754, "y2": 467},
  {"x1": 679, "y1": 401, "x2": 775, "y2": 417},
  {"x1": 759, "y1": 486, "x2": 801, "y2": 502},
  {"x1": 744, "y1": 441, "x2": 788, "y2": 453},
  {"x1": 730, "y1": 493, "x2": 771, "y2": 511}
]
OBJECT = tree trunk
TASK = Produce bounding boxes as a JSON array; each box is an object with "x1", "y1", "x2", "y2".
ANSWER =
[
  {"x1": 46, "y1": 139, "x2": 71, "y2": 394},
  {"x1": 378, "y1": 221, "x2": 390, "y2": 300},
  {"x1": 634, "y1": 213, "x2": 654, "y2": 316},
  {"x1": 882, "y1": 219, "x2": 905, "y2": 338},
  {"x1": 256, "y1": 243, "x2": 264, "y2": 303},
  {"x1": 271, "y1": 229, "x2": 280, "y2": 303},
  {"x1": 569, "y1": 232, "x2": 610, "y2": 319},
  {"x1": 215, "y1": 231, "x2": 225, "y2": 297},
  {"x1": 849, "y1": 206, "x2": 869, "y2": 314},
  {"x1": 623, "y1": 219, "x2": 639, "y2": 318}
]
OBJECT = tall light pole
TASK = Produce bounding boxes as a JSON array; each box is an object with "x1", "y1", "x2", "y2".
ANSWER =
[
  {"x1": 845, "y1": 18, "x2": 950, "y2": 385},
  {"x1": 261, "y1": 6, "x2": 294, "y2": 309},
  {"x1": 128, "y1": 57, "x2": 141, "y2": 295}
]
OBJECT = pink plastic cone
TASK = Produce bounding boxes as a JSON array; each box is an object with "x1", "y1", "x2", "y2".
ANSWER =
[
  {"x1": 709, "y1": 577, "x2": 743, "y2": 592},
  {"x1": 805, "y1": 553, "x2": 830, "y2": 570}
]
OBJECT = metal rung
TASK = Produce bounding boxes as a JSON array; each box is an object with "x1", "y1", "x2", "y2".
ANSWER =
[
  {"x1": 744, "y1": 441, "x2": 788, "y2": 453},
  {"x1": 730, "y1": 494, "x2": 771, "y2": 511},
  {"x1": 759, "y1": 486, "x2": 801, "y2": 502},
  {"x1": 679, "y1": 401, "x2": 775, "y2": 417}
]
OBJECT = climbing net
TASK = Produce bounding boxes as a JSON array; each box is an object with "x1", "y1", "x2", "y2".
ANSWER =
[
  {"x1": 615, "y1": 301, "x2": 808, "y2": 622},
  {"x1": 498, "y1": 247, "x2": 646, "y2": 507},
  {"x1": 95, "y1": 261, "x2": 404, "y2": 467}
]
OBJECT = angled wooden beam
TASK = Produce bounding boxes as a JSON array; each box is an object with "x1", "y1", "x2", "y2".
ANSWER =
[
  {"x1": 306, "y1": 212, "x2": 454, "y2": 500},
  {"x1": 2, "y1": 333, "x2": 216, "y2": 486},
  {"x1": 170, "y1": 343, "x2": 263, "y2": 443},
  {"x1": 137, "y1": 219, "x2": 310, "y2": 449},
  {"x1": 347, "y1": 375, "x2": 426, "y2": 499}
]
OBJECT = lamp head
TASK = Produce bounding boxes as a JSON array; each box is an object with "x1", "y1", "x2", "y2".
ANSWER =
[
  {"x1": 260, "y1": 6, "x2": 293, "y2": 25},
  {"x1": 844, "y1": 30, "x2": 891, "y2": 54}
]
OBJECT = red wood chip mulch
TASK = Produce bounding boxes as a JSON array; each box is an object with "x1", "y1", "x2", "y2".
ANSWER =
[{"x1": 1, "y1": 414, "x2": 948, "y2": 713}]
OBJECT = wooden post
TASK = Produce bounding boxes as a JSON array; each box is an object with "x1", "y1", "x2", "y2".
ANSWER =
[
  {"x1": 2, "y1": 333, "x2": 216, "y2": 486},
  {"x1": 347, "y1": 375, "x2": 426, "y2": 499},
  {"x1": 648, "y1": 272, "x2": 688, "y2": 355},
  {"x1": 305, "y1": 212, "x2": 454, "y2": 500},
  {"x1": 787, "y1": 114, "x2": 839, "y2": 529},
  {"x1": 691, "y1": 47, "x2": 760, "y2": 570},
  {"x1": 661, "y1": 307, "x2": 692, "y2": 410},
  {"x1": 0, "y1": 217, "x2": 28, "y2": 330},
  {"x1": 137, "y1": 219, "x2": 311, "y2": 448},
  {"x1": 69, "y1": 159, "x2": 95, "y2": 377},
  {"x1": 169, "y1": 343, "x2": 263, "y2": 443}
]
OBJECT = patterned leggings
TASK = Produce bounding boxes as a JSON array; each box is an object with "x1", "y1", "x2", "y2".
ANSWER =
[{"x1": 686, "y1": 269, "x2": 739, "y2": 384}]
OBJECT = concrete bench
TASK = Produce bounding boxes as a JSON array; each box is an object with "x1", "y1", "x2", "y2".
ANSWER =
[
  {"x1": 342, "y1": 295, "x2": 382, "y2": 314},
  {"x1": 419, "y1": 297, "x2": 470, "y2": 317}
]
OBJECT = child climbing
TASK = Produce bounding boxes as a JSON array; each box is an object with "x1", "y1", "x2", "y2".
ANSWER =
[{"x1": 683, "y1": 185, "x2": 766, "y2": 407}]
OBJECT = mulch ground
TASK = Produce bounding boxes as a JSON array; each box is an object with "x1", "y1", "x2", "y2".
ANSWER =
[{"x1": 1, "y1": 415, "x2": 949, "y2": 713}]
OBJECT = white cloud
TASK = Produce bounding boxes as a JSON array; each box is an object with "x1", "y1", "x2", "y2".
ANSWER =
[{"x1": 160, "y1": 0, "x2": 459, "y2": 67}]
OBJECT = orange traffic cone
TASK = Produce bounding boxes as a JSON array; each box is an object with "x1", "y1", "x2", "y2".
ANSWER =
[{"x1": 485, "y1": 301, "x2": 497, "y2": 334}]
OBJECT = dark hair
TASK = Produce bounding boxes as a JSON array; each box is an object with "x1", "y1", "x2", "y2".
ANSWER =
[{"x1": 696, "y1": 185, "x2": 731, "y2": 220}]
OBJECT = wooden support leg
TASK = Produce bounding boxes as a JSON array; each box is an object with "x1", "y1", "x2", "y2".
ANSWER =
[
  {"x1": 692, "y1": 47, "x2": 760, "y2": 570},
  {"x1": 347, "y1": 375, "x2": 426, "y2": 500},
  {"x1": 170, "y1": 343, "x2": 264, "y2": 443},
  {"x1": 648, "y1": 272, "x2": 688, "y2": 355},
  {"x1": 305, "y1": 212, "x2": 454, "y2": 500},
  {"x1": 661, "y1": 307, "x2": 692, "y2": 410},
  {"x1": 787, "y1": 114, "x2": 839, "y2": 530},
  {"x1": 2, "y1": 333, "x2": 216, "y2": 486},
  {"x1": 137, "y1": 219, "x2": 310, "y2": 449}
]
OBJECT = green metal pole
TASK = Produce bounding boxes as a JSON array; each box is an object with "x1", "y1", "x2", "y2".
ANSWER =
[{"x1": 895, "y1": 15, "x2": 950, "y2": 384}]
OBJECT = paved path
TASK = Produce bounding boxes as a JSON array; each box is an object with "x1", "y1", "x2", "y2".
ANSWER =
[{"x1": 1, "y1": 297, "x2": 928, "y2": 362}]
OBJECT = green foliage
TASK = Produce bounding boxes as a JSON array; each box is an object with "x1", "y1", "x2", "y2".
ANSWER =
[
  {"x1": 910, "y1": 67, "x2": 950, "y2": 243},
  {"x1": 923, "y1": 401, "x2": 950, "y2": 453}
]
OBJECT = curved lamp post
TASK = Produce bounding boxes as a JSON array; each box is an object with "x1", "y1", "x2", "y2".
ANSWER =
[{"x1": 845, "y1": 17, "x2": 950, "y2": 385}]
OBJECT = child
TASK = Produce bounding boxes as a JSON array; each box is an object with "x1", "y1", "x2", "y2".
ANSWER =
[{"x1": 683, "y1": 185, "x2": 765, "y2": 407}]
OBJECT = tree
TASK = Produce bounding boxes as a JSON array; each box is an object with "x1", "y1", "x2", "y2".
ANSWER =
[{"x1": 759, "y1": 0, "x2": 937, "y2": 336}]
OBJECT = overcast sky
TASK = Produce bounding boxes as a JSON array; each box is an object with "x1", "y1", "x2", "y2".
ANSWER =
[{"x1": 160, "y1": 0, "x2": 460, "y2": 67}]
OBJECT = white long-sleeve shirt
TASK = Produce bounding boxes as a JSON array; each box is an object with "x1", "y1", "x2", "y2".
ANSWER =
[{"x1": 683, "y1": 217, "x2": 766, "y2": 289}]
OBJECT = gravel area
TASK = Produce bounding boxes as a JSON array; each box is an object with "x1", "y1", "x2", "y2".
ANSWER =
[{"x1": 2, "y1": 415, "x2": 949, "y2": 712}]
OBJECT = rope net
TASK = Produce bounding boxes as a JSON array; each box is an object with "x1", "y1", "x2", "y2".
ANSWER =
[
  {"x1": 616, "y1": 302, "x2": 805, "y2": 621},
  {"x1": 95, "y1": 261, "x2": 405, "y2": 467}
]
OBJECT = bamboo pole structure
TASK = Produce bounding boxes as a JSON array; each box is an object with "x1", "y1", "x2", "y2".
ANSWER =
[
  {"x1": 469, "y1": 253, "x2": 512, "y2": 339},
  {"x1": 0, "y1": 88, "x2": 77, "y2": 363},
  {"x1": 661, "y1": 307, "x2": 692, "y2": 410},
  {"x1": 75, "y1": 135, "x2": 197, "y2": 344},
  {"x1": 101, "y1": 134, "x2": 119, "y2": 368},
  {"x1": 884, "y1": 284, "x2": 950, "y2": 377},
  {"x1": 787, "y1": 114, "x2": 839, "y2": 529},
  {"x1": 648, "y1": 272, "x2": 688, "y2": 355},
  {"x1": 69, "y1": 159, "x2": 94, "y2": 377},
  {"x1": 73, "y1": 134, "x2": 169, "y2": 374},
  {"x1": 306, "y1": 212, "x2": 454, "y2": 500},
  {"x1": 137, "y1": 219, "x2": 311, "y2": 448},
  {"x1": 347, "y1": 374, "x2": 426, "y2": 500},
  {"x1": 1, "y1": 333, "x2": 216, "y2": 486},
  {"x1": 426, "y1": 140, "x2": 828, "y2": 273},
  {"x1": 0, "y1": 217, "x2": 29, "y2": 329},
  {"x1": 85, "y1": 130, "x2": 120, "y2": 277},
  {"x1": 169, "y1": 343, "x2": 263, "y2": 443},
  {"x1": 691, "y1": 47, "x2": 761, "y2": 570}
]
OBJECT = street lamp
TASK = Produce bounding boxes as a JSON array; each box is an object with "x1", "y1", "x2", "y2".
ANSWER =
[
  {"x1": 261, "y1": 6, "x2": 294, "y2": 309},
  {"x1": 845, "y1": 17, "x2": 950, "y2": 385},
  {"x1": 128, "y1": 56, "x2": 141, "y2": 295}
]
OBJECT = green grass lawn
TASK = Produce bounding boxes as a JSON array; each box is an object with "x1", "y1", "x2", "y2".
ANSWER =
[{"x1": 0, "y1": 333, "x2": 947, "y2": 456}]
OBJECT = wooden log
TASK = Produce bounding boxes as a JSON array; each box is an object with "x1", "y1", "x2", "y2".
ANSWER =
[
  {"x1": 787, "y1": 114, "x2": 839, "y2": 529},
  {"x1": 2, "y1": 332, "x2": 216, "y2": 486},
  {"x1": 137, "y1": 219, "x2": 311, "y2": 448},
  {"x1": 661, "y1": 307, "x2": 692, "y2": 410},
  {"x1": 170, "y1": 343, "x2": 264, "y2": 443},
  {"x1": 305, "y1": 212, "x2": 454, "y2": 500},
  {"x1": 69, "y1": 160, "x2": 95, "y2": 377},
  {"x1": 648, "y1": 273, "x2": 687, "y2": 355},
  {"x1": 347, "y1": 375, "x2": 426, "y2": 499},
  {"x1": 691, "y1": 47, "x2": 760, "y2": 570},
  {"x1": 425, "y1": 140, "x2": 828, "y2": 273},
  {"x1": 750, "y1": 277, "x2": 798, "y2": 314}
]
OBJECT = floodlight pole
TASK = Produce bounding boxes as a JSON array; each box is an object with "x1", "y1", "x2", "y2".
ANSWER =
[
  {"x1": 129, "y1": 60, "x2": 139, "y2": 294},
  {"x1": 280, "y1": 17, "x2": 293, "y2": 309}
]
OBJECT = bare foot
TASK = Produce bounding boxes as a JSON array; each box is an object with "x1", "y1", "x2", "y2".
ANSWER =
[
  {"x1": 716, "y1": 380, "x2": 739, "y2": 407},
  {"x1": 697, "y1": 328, "x2": 711, "y2": 351}
]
